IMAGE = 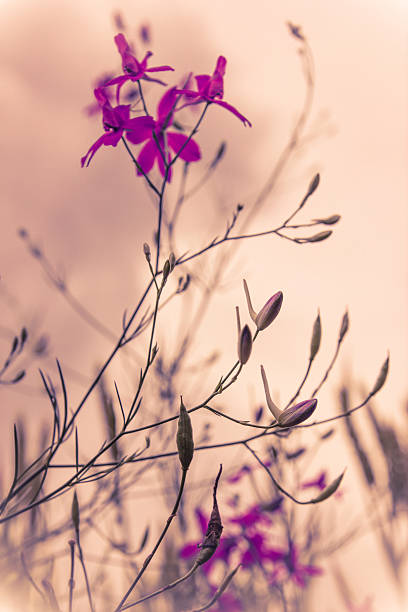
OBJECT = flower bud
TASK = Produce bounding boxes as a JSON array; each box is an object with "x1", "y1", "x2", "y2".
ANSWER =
[
  {"x1": 305, "y1": 230, "x2": 332, "y2": 243},
  {"x1": 176, "y1": 398, "x2": 194, "y2": 471},
  {"x1": 238, "y1": 324, "x2": 252, "y2": 364},
  {"x1": 313, "y1": 214, "x2": 341, "y2": 225},
  {"x1": 371, "y1": 354, "x2": 389, "y2": 395},
  {"x1": 162, "y1": 260, "x2": 170, "y2": 285},
  {"x1": 168, "y1": 252, "x2": 176, "y2": 272},
  {"x1": 71, "y1": 491, "x2": 80, "y2": 533},
  {"x1": 311, "y1": 470, "x2": 345, "y2": 503},
  {"x1": 243, "y1": 280, "x2": 283, "y2": 330},
  {"x1": 278, "y1": 398, "x2": 317, "y2": 427},
  {"x1": 339, "y1": 310, "x2": 349, "y2": 343},
  {"x1": 307, "y1": 173, "x2": 320, "y2": 196},
  {"x1": 256, "y1": 291, "x2": 283, "y2": 331},
  {"x1": 309, "y1": 311, "x2": 321, "y2": 361},
  {"x1": 143, "y1": 243, "x2": 151, "y2": 262}
]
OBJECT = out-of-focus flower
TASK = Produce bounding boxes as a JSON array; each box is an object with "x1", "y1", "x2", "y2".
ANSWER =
[
  {"x1": 269, "y1": 541, "x2": 323, "y2": 587},
  {"x1": 227, "y1": 458, "x2": 273, "y2": 484},
  {"x1": 228, "y1": 504, "x2": 272, "y2": 529},
  {"x1": 139, "y1": 24, "x2": 151, "y2": 44},
  {"x1": 81, "y1": 88, "x2": 155, "y2": 167},
  {"x1": 135, "y1": 87, "x2": 201, "y2": 180},
  {"x1": 106, "y1": 33, "x2": 173, "y2": 102},
  {"x1": 177, "y1": 56, "x2": 251, "y2": 126},
  {"x1": 301, "y1": 471, "x2": 327, "y2": 491},
  {"x1": 84, "y1": 73, "x2": 116, "y2": 116}
]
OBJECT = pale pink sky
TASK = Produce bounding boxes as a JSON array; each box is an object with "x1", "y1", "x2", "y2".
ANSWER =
[{"x1": 1, "y1": 0, "x2": 407, "y2": 609}]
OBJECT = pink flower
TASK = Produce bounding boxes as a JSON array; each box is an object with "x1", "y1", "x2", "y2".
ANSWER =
[
  {"x1": 81, "y1": 88, "x2": 155, "y2": 167},
  {"x1": 106, "y1": 33, "x2": 173, "y2": 102},
  {"x1": 177, "y1": 56, "x2": 252, "y2": 126},
  {"x1": 135, "y1": 87, "x2": 201, "y2": 180}
]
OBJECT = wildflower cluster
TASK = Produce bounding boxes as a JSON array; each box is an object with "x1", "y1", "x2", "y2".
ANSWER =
[
  {"x1": 81, "y1": 32, "x2": 250, "y2": 179},
  {"x1": 0, "y1": 20, "x2": 390, "y2": 612}
]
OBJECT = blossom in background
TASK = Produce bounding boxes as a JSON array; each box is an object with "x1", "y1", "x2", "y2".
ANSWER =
[
  {"x1": 228, "y1": 504, "x2": 273, "y2": 529},
  {"x1": 176, "y1": 56, "x2": 252, "y2": 126},
  {"x1": 181, "y1": 501, "x2": 283, "y2": 574},
  {"x1": 180, "y1": 509, "x2": 237, "y2": 574},
  {"x1": 227, "y1": 458, "x2": 273, "y2": 484},
  {"x1": 84, "y1": 73, "x2": 116, "y2": 116},
  {"x1": 135, "y1": 87, "x2": 201, "y2": 180},
  {"x1": 81, "y1": 88, "x2": 155, "y2": 167},
  {"x1": 269, "y1": 540, "x2": 323, "y2": 588},
  {"x1": 107, "y1": 33, "x2": 173, "y2": 102},
  {"x1": 301, "y1": 471, "x2": 327, "y2": 491}
]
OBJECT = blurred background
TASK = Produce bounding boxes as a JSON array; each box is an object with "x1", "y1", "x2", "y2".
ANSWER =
[{"x1": 1, "y1": 0, "x2": 407, "y2": 610}]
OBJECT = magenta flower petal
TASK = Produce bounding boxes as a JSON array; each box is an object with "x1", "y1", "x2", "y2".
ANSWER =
[
  {"x1": 137, "y1": 139, "x2": 157, "y2": 175},
  {"x1": 213, "y1": 99, "x2": 252, "y2": 127},
  {"x1": 195, "y1": 508, "x2": 208, "y2": 535},
  {"x1": 108, "y1": 104, "x2": 131, "y2": 125},
  {"x1": 147, "y1": 65, "x2": 174, "y2": 73},
  {"x1": 94, "y1": 87, "x2": 110, "y2": 107},
  {"x1": 103, "y1": 131, "x2": 123, "y2": 147},
  {"x1": 81, "y1": 134, "x2": 109, "y2": 167},
  {"x1": 157, "y1": 87, "x2": 178, "y2": 122},
  {"x1": 167, "y1": 132, "x2": 201, "y2": 162},
  {"x1": 195, "y1": 74, "x2": 211, "y2": 94},
  {"x1": 124, "y1": 116, "x2": 155, "y2": 144},
  {"x1": 207, "y1": 56, "x2": 226, "y2": 97},
  {"x1": 114, "y1": 32, "x2": 130, "y2": 60},
  {"x1": 80, "y1": 131, "x2": 122, "y2": 167},
  {"x1": 157, "y1": 148, "x2": 171, "y2": 180},
  {"x1": 179, "y1": 542, "x2": 198, "y2": 559}
]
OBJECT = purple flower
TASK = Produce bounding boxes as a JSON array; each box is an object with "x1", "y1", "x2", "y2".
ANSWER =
[
  {"x1": 177, "y1": 56, "x2": 251, "y2": 126},
  {"x1": 269, "y1": 541, "x2": 323, "y2": 588},
  {"x1": 106, "y1": 33, "x2": 173, "y2": 102},
  {"x1": 228, "y1": 504, "x2": 272, "y2": 530},
  {"x1": 135, "y1": 87, "x2": 201, "y2": 180},
  {"x1": 240, "y1": 531, "x2": 282, "y2": 568},
  {"x1": 81, "y1": 88, "x2": 155, "y2": 167},
  {"x1": 301, "y1": 471, "x2": 327, "y2": 491},
  {"x1": 227, "y1": 464, "x2": 252, "y2": 484},
  {"x1": 227, "y1": 459, "x2": 272, "y2": 484}
]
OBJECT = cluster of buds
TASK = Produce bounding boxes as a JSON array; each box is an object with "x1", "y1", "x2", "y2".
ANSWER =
[{"x1": 261, "y1": 365, "x2": 317, "y2": 427}]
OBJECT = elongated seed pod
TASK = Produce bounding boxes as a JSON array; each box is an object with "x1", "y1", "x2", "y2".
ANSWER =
[{"x1": 177, "y1": 398, "x2": 194, "y2": 471}]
